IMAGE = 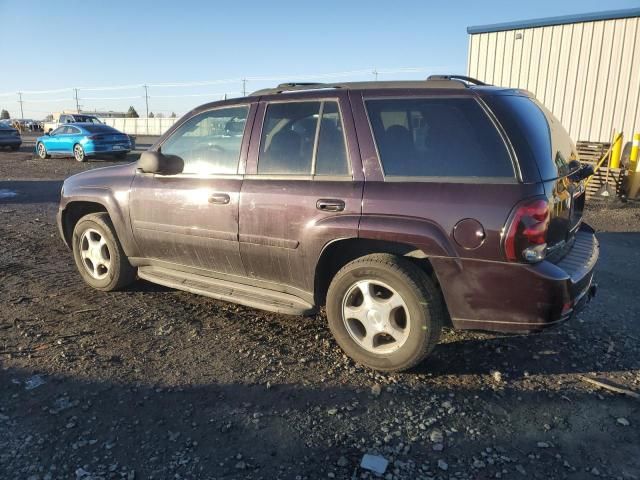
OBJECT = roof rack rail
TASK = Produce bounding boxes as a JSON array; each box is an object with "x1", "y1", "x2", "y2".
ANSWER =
[
  {"x1": 276, "y1": 82, "x2": 324, "y2": 89},
  {"x1": 426, "y1": 75, "x2": 488, "y2": 86},
  {"x1": 250, "y1": 82, "x2": 343, "y2": 96},
  {"x1": 250, "y1": 78, "x2": 473, "y2": 96}
]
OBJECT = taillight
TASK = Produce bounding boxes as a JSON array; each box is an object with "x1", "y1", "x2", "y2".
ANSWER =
[{"x1": 503, "y1": 198, "x2": 550, "y2": 263}]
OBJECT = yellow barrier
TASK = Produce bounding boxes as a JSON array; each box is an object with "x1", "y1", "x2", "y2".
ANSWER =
[
  {"x1": 630, "y1": 133, "x2": 640, "y2": 173},
  {"x1": 629, "y1": 133, "x2": 640, "y2": 199},
  {"x1": 610, "y1": 131, "x2": 623, "y2": 168},
  {"x1": 585, "y1": 132, "x2": 623, "y2": 188}
]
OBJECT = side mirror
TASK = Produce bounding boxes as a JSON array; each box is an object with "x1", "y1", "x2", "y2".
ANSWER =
[
  {"x1": 137, "y1": 150, "x2": 184, "y2": 175},
  {"x1": 45, "y1": 132, "x2": 50, "y2": 136}
]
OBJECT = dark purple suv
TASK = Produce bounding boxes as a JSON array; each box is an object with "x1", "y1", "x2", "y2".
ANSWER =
[{"x1": 57, "y1": 76, "x2": 598, "y2": 372}]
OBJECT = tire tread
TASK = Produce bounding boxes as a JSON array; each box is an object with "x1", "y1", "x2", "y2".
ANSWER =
[{"x1": 327, "y1": 253, "x2": 443, "y2": 372}]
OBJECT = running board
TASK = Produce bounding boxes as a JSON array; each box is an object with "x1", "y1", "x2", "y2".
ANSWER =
[{"x1": 137, "y1": 266, "x2": 316, "y2": 316}]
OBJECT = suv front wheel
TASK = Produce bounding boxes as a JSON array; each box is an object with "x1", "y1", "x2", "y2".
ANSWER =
[
  {"x1": 326, "y1": 254, "x2": 443, "y2": 372},
  {"x1": 72, "y1": 212, "x2": 136, "y2": 291}
]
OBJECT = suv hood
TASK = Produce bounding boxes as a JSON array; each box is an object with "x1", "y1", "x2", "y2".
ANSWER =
[{"x1": 64, "y1": 162, "x2": 138, "y2": 190}]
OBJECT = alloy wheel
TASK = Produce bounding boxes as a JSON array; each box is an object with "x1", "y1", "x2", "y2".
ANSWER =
[
  {"x1": 74, "y1": 145, "x2": 84, "y2": 162},
  {"x1": 341, "y1": 279, "x2": 411, "y2": 354},
  {"x1": 79, "y1": 228, "x2": 111, "y2": 280}
]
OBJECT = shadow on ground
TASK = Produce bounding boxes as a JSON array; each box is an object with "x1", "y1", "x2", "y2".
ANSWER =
[{"x1": 1, "y1": 365, "x2": 638, "y2": 480}]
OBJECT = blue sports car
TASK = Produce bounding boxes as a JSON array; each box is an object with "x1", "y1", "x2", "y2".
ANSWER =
[{"x1": 36, "y1": 123, "x2": 131, "y2": 162}]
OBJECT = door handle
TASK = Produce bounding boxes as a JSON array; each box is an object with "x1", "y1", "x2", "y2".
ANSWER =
[
  {"x1": 316, "y1": 199, "x2": 345, "y2": 212},
  {"x1": 208, "y1": 193, "x2": 230, "y2": 205}
]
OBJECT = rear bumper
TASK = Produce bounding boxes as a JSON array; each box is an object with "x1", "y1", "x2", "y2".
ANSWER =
[
  {"x1": 436, "y1": 223, "x2": 599, "y2": 333},
  {"x1": 85, "y1": 145, "x2": 131, "y2": 154}
]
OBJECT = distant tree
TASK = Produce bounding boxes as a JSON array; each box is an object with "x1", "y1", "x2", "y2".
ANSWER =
[
  {"x1": 0, "y1": 109, "x2": 9, "y2": 119},
  {"x1": 148, "y1": 112, "x2": 155, "y2": 118},
  {"x1": 155, "y1": 113, "x2": 164, "y2": 118},
  {"x1": 126, "y1": 106, "x2": 139, "y2": 118},
  {"x1": 44, "y1": 114, "x2": 53, "y2": 122},
  {"x1": 170, "y1": 112, "x2": 177, "y2": 118}
]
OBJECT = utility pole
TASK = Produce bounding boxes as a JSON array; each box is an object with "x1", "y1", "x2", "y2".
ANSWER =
[
  {"x1": 373, "y1": 68, "x2": 379, "y2": 81},
  {"x1": 242, "y1": 79, "x2": 247, "y2": 97},
  {"x1": 143, "y1": 85, "x2": 149, "y2": 134},
  {"x1": 143, "y1": 85, "x2": 149, "y2": 118},
  {"x1": 74, "y1": 88, "x2": 80, "y2": 113},
  {"x1": 17, "y1": 92, "x2": 24, "y2": 119}
]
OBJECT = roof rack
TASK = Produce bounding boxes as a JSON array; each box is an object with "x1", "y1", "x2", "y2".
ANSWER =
[
  {"x1": 249, "y1": 76, "x2": 479, "y2": 96},
  {"x1": 250, "y1": 83, "x2": 343, "y2": 96},
  {"x1": 426, "y1": 74, "x2": 488, "y2": 86}
]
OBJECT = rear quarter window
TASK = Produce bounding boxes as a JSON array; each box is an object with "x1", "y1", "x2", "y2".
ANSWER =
[
  {"x1": 483, "y1": 95, "x2": 578, "y2": 181},
  {"x1": 365, "y1": 97, "x2": 514, "y2": 179}
]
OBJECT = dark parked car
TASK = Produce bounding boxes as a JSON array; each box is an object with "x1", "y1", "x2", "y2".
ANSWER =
[
  {"x1": 57, "y1": 76, "x2": 598, "y2": 371},
  {"x1": 0, "y1": 123, "x2": 22, "y2": 150}
]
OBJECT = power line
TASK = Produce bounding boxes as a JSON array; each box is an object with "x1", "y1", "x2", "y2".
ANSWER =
[{"x1": 0, "y1": 66, "x2": 449, "y2": 96}]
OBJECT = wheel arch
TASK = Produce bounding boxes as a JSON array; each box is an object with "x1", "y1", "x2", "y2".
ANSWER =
[
  {"x1": 313, "y1": 238, "x2": 450, "y2": 325},
  {"x1": 60, "y1": 201, "x2": 108, "y2": 248},
  {"x1": 60, "y1": 196, "x2": 137, "y2": 257}
]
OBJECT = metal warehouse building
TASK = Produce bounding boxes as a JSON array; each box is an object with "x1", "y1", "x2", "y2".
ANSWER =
[{"x1": 467, "y1": 8, "x2": 640, "y2": 144}]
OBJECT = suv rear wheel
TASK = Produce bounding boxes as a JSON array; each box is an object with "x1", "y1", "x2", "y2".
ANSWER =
[
  {"x1": 326, "y1": 254, "x2": 443, "y2": 372},
  {"x1": 72, "y1": 212, "x2": 135, "y2": 291}
]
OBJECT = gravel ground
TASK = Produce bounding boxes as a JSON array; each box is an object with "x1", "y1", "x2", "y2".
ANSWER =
[{"x1": 1, "y1": 145, "x2": 639, "y2": 480}]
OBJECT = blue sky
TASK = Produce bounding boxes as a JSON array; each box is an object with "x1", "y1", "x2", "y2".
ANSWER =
[{"x1": 1, "y1": 0, "x2": 638, "y2": 118}]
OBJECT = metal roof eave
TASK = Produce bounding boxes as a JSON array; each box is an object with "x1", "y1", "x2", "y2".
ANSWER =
[{"x1": 467, "y1": 7, "x2": 640, "y2": 34}]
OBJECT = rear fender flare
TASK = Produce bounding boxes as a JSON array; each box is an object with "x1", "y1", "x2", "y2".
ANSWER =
[{"x1": 358, "y1": 214, "x2": 457, "y2": 258}]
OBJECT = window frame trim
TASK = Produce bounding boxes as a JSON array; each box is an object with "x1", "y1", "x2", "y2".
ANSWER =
[
  {"x1": 363, "y1": 95, "x2": 522, "y2": 183},
  {"x1": 255, "y1": 98, "x2": 353, "y2": 178}
]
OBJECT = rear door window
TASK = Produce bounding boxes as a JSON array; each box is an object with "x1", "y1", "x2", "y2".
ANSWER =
[
  {"x1": 365, "y1": 97, "x2": 514, "y2": 179},
  {"x1": 315, "y1": 102, "x2": 349, "y2": 176},
  {"x1": 257, "y1": 101, "x2": 350, "y2": 176}
]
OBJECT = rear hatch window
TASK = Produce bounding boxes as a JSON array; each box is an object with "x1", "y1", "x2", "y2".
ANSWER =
[{"x1": 485, "y1": 94, "x2": 584, "y2": 248}]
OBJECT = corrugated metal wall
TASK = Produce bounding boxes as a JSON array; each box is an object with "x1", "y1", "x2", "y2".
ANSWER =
[{"x1": 468, "y1": 16, "x2": 640, "y2": 143}]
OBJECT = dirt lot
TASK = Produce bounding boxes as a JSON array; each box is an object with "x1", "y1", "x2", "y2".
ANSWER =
[{"x1": 1, "y1": 141, "x2": 639, "y2": 480}]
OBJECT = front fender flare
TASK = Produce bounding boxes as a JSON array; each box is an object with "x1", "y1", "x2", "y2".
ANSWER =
[{"x1": 59, "y1": 187, "x2": 138, "y2": 257}]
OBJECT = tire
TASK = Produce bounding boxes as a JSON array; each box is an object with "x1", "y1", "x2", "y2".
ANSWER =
[
  {"x1": 72, "y1": 212, "x2": 136, "y2": 291},
  {"x1": 326, "y1": 253, "x2": 443, "y2": 372},
  {"x1": 10, "y1": 145, "x2": 19, "y2": 152},
  {"x1": 36, "y1": 142, "x2": 49, "y2": 159},
  {"x1": 73, "y1": 144, "x2": 86, "y2": 162},
  {"x1": 115, "y1": 152, "x2": 128, "y2": 160}
]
